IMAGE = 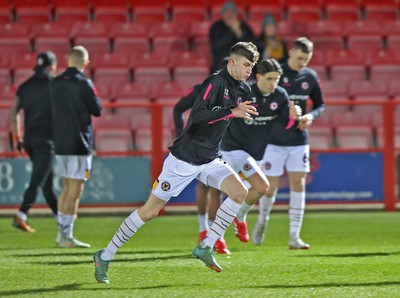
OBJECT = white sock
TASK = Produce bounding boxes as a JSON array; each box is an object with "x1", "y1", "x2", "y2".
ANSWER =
[
  {"x1": 101, "y1": 210, "x2": 144, "y2": 261},
  {"x1": 202, "y1": 198, "x2": 241, "y2": 248},
  {"x1": 60, "y1": 214, "x2": 74, "y2": 239},
  {"x1": 257, "y1": 195, "x2": 276, "y2": 227},
  {"x1": 198, "y1": 213, "x2": 209, "y2": 232},
  {"x1": 16, "y1": 211, "x2": 27, "y2": 222},
  {"x1": 207, "y1": 219, "x2": 213, "y2": 229},
  {"x1": 57, "y1": 211, "x2": 63, "y2": 228},
  {"x1": 289, "y1": 191, "x2": 305, "y2": 240},
  {"x1": 236, "y1": 202, "x2": 253, "y2": 222}
]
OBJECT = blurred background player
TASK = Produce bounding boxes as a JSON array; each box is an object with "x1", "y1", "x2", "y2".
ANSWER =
[
  {"x1": 221, "y1": 59, "x2": 301, "y2": 242},
  {"x1": 93, "y1": 42, "x2": 260, "y2": 283},
  {"x1": 257, "y1": 13, "x2": 288, "y2": 64},
  {"x1": 253, "y1": 37, "x2": 326, "y2": 249},
  {"x1": 10, "y1": 51, "x2": 59, "y2": 233},
  {"x1": 50, "y1": 46, "x2": 102, "y2": 248},
  {"x1": 173, "y1": 84, "x2": 230, "y2": 255},
  {"x1": 209, "y1": 1, "x2": 256, "y2": 73}
]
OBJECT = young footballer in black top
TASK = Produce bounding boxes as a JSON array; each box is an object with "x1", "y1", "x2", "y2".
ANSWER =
[
  {"x1": 252, "y1": 37, "x2": 325, "y2": 249},
  {"x1": 10, "y1": 51, "x2": 58, "y2": 233},
  {"x1": 51, "y1": 46, "x2": 102, "y2": 248},
  {"x1": 220, "y1": 59, "x2": 301, "y2": 242},
  {"x1": 94, "y1": 42, "x2": 260, "y2": 283}
]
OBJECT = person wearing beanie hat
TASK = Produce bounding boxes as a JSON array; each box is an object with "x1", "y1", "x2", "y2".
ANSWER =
[
  {"x1": 209, "y1": 1, "x2": 257, "y2": 73},
  {"x1": 10, "y1": 51, "x2": 58, "y2": 233},
  {"x1": 257, "y1": 13, "x2": 289, "y2": 64}
]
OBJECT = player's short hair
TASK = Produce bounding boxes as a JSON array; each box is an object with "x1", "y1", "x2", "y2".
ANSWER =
[
  {"x1": 230, "y1": 41, "x2": 260, "y2": 64},
  {"x1": 293, "y1": 37, "x2": 314, "y2": 54},
  {"x1": 68, "y1": 45, "x2": 89, "y2": 67},
  {"x1": 256, "y1": 59, "x2": 282, "y2": 75}
]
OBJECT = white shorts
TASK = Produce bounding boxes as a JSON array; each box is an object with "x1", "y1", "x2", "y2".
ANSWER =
[
  {"x1": 221, "y1": 150, "x2": 264, "y2": 180},
  {"x1": 55, "y1": 155, "x2": 93, "y2": 180},
  {"x1": 152, "y1": 153, "x2": 239, "y2": 202},
  {"x1": 262, "y1": 144, "x2": 310, "y2": 176}
]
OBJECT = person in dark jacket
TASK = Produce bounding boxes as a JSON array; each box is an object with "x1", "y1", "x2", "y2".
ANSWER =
[
  {"x1": 93, "y1": 42, "x2": 260, "y2": 283},
  {"x1": 50, "y1": 45, "x2": 102, "y2": 248},
  {"x1": 209, "y1": 1, "x2": 256, "y2": 73},
  {"x1": 10, "y1": 51, "x2": 58, "y2": 233}
]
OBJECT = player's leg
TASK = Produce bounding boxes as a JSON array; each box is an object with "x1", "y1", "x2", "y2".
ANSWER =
[
  {"x1": 94, "y1": 153, "x2": 202, "y2": 282},
  {"x1": 13, "y1": 146, "x2": 46, "y2": 232},
  {"x1": 252, "y1": 145, "x2": 286, "y2": 245},
  {"x1": 196, "y1": 182, "x2": 210, "y2": 241},
  {"x1": 286, "y1": 145, "x2": 310, "y2": 249},
  {"x1": 252, "y1": 176, "x2": 279, "y2": 245},
  {"x1": 208, "y1": 188, "x2": 230, "y2": 255},
  {"x1": 40, "y1": 146, "x2": 58, "y2": 217},
  {"x1": 56, "y1": 155, "x2": 91, "y2": 247}
]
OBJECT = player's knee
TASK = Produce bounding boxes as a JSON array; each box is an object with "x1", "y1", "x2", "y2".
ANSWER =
[{"x1": 230, "y1": 185, "x2": 248, "y2": 203}]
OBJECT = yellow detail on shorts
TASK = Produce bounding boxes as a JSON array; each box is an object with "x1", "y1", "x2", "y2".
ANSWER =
[
  {"x1": 239, "y1": 172, "x2": 246, "y2": 180},
  {"x1": 152, "y1": 179, "x2": 159, "y2": 190},
  {"x1": 86, "y1": 169, "x2": 91, "y2": 179}
]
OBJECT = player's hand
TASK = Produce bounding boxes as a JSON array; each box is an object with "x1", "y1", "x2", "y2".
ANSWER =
[
  {"x1": 289, "y1": 101, "x2": 302, "y2": 119},
  {"x1": 297, "y1": 114, "x2": 313, "y2": 131},
  {"x1": 231, "y1": 101, "x2": 258, "y2": 120},
  {"x1": 16, "y1": 141, "x2": 24, "y2": 155}
]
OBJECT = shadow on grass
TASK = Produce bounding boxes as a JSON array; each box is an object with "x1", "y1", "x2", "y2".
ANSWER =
[
  {"x1": 0, "y1": 283, "x2": 177, "y2": 296},
  {"x1": 29, "y1": 253, "x2": 192, "y2": 265},
  {"x1": 13, "y1": 248, "x2": 189, "y2": 258},
  {"x1": 294, "y1": 251, "x2": 400, "y2": 258},
  {"x1": 250, "y1": 281, "x2": 400, "y2": 289}
]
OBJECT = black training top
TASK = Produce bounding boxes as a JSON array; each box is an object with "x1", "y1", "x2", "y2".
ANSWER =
[
  {"x1": 173, "y1": 84, "x2": 201, "y2": 137},
  {"x1": 221, "y1": 84, "x2": 292, "y2": 160},
  {"x1": 169, "y1": 68, "x2": 251, "y2": 165},
  {"x1": 268, "y1": 62, "x2": 325, "y2": 146},
  {"x1": 17, "y1": 72, "x2": 53, "y2": 144},
  {"x1": 50, "y1": 67, "x2": 102, "y2": 155}
]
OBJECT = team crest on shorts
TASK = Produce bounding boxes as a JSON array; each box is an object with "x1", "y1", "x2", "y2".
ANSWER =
[
  {"x1": 243, "y1": 163, "x2": 252, "y2": 171},
  {"x1": 264, "y1": 162, "x2": 271, "y2": 170},
  {"x1": 161, "y1": 181, "x2": 171, "y2": 191}
]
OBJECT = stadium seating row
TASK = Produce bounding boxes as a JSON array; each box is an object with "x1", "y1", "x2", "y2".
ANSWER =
[{"x1": 1, "y1": 0, "x2": 400, "y2": 26}]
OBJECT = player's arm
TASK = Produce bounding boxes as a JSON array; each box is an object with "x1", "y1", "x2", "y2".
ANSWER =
[
  {"x1": 9, "y1": 95, "x2": 23, "y2": 154},
  {"x1": 190, "y1": 80, "x2": 257, "y2": 124},
  {"x1": 84, "y1": 79, "x2": 102, "y2": 117},
  {"x1": 298, "y1": 78, "x2": 325, "y2": 131},
  {"x1": 173, "y1": 86, "x2": 198, "y2": 137},
  {"x1": 278, "y1": 90, "x2": 301, "y2": 129}
]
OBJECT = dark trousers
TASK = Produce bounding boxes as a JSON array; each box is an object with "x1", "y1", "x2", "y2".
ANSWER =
[{"x1": 20, "y1": 141, "x2": 58, "y2": 215}]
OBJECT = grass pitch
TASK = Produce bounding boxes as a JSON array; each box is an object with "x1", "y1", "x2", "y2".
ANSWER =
[{"x1": 0, "y1": 211, "x2": 400, "y2": 297}]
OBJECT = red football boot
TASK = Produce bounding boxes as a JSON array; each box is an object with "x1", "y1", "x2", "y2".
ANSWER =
[{"x1": 233, "y1": 218, "x2": 249, "y2": 242}]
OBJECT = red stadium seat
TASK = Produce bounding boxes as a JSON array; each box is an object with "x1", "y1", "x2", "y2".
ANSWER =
[
  {"x1": 383, "y1": 20, "x2": 400, "y2": 36},
  {"x1": 135, "y1": 127, "x2": 174, "y2": 151},
  {"x1": 326, "y1": 49, "x2": 364, "y2": 67},
  {"x1": 376, "y1": 125, "x2": 400, "y2": 148},
  {"x1": 32, "y1": 23, "x2": 71, "y2": 56},
  {"x1": 174, "y1": 65, "x2": 209, "y2": 91},
  {"x1": 331, "y1": 111, "x2": 371, "y2": 126},
  {"x1": 325, "y1": 4, "x2": 360, "y2": 22},
  {"x1": 169, "y1": 51, "x2": 208, "y2": 68},
  {"x1": 347, "y1": 34, "x2": 383, "y2": 53},
  {"x1": 93, "y1": 113, "x2": 131, "y2": 129},
  {"x1": 109, "y1": 22, "x2": 149, "y2": 38},
  {"x1": 191, "y1": 36, "x2": 211, "y2": 66},
  {"x1": 152, "y1": 35, "x2": 189, "y2": 56},
  {"x1": 308, "y1": 126, "x2": 334, "y2": 149},
  {"x1": 0, "y1": 84, "x2": 16, "y2": 101},
  {"x1": 369, "y1": 64, "x2": 400, "y2": 82},
  {"x1": 153, "y1": 81, "x2": 185, "y2": 102},
  {"x1": 321, "y1": 80, "x2": 349, "y2": 98},
  {"x1": 172, "y1": 5, "x2": 207, "y2": 23},
  {"x1": 349, "y1": 81, "x2": 388, "y2": 100},
  {"x1": 134, "y1": 66, "x2": 171, "y2": 94},
  {"x1": 129, "y1": 110, "x2": 151, "y2": 130},
  {"x1": 15, "y1": 6, "x2": 51, "y2": 26},
  {"x1": 335, "y1": 125, "x2": 374, "y2": 149},
  {"x1": 113, "y1": 98, "x2": 151, "y2": 117},
  {"x1": 331, "y1": 64, "x2": 366, "y2": 84},
  {"x1": 0, "y1": 23, "x2": 31, "y2": 58},
  {"x1": 113, "y1": 36, "x2": 150, "y2": 58},
  {"x1": 93, "y1": 68, "x2": 131, "y2": 91},
  {"x1": 364, "y1": 4, "x2": 398, "y2": 21},
  {"x1": 13, "y1": 68, "x2": 33, "y2": 85},
  {"x1": 389, "y1": 80, "x2": 400, "y2": 98},
  {"x1": 133, "y1": 6, "x2": 167, "y2": 23},
  {"x1": 306, "y1": 20, "x2": 342, "y2": 37},
  {"x1": 188, "y1": 20, "x2": 211, "y2": 39},
  {"x1": 287, "y1": 5, "x2": 322, "y2": 22},
  {"x1": 131, "y1": 51, "x2": 169, "y2": 68},
  {"x1": 95, "y1": 128, "x2": 134, "y2": 152},
  {"x1": 93, "y1": 7, "x2": 130, "y2": 23},
  {"x1": 365, "y1": 49, "x2": 399, "y2": 67},
  {"x1": 0, "y1": 130, "x2": 8, "y2": 153},
  {"x1": 111, "y1": 82, "x2": 150, "y2": 100},
  {"x1": 70, "y1": 22, "x2": 110, "y2": 54}
]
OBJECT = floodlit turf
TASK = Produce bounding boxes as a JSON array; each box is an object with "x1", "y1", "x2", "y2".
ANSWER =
[{"x1": 1, "y1": 211, "x2": 400, "y2": 297}]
